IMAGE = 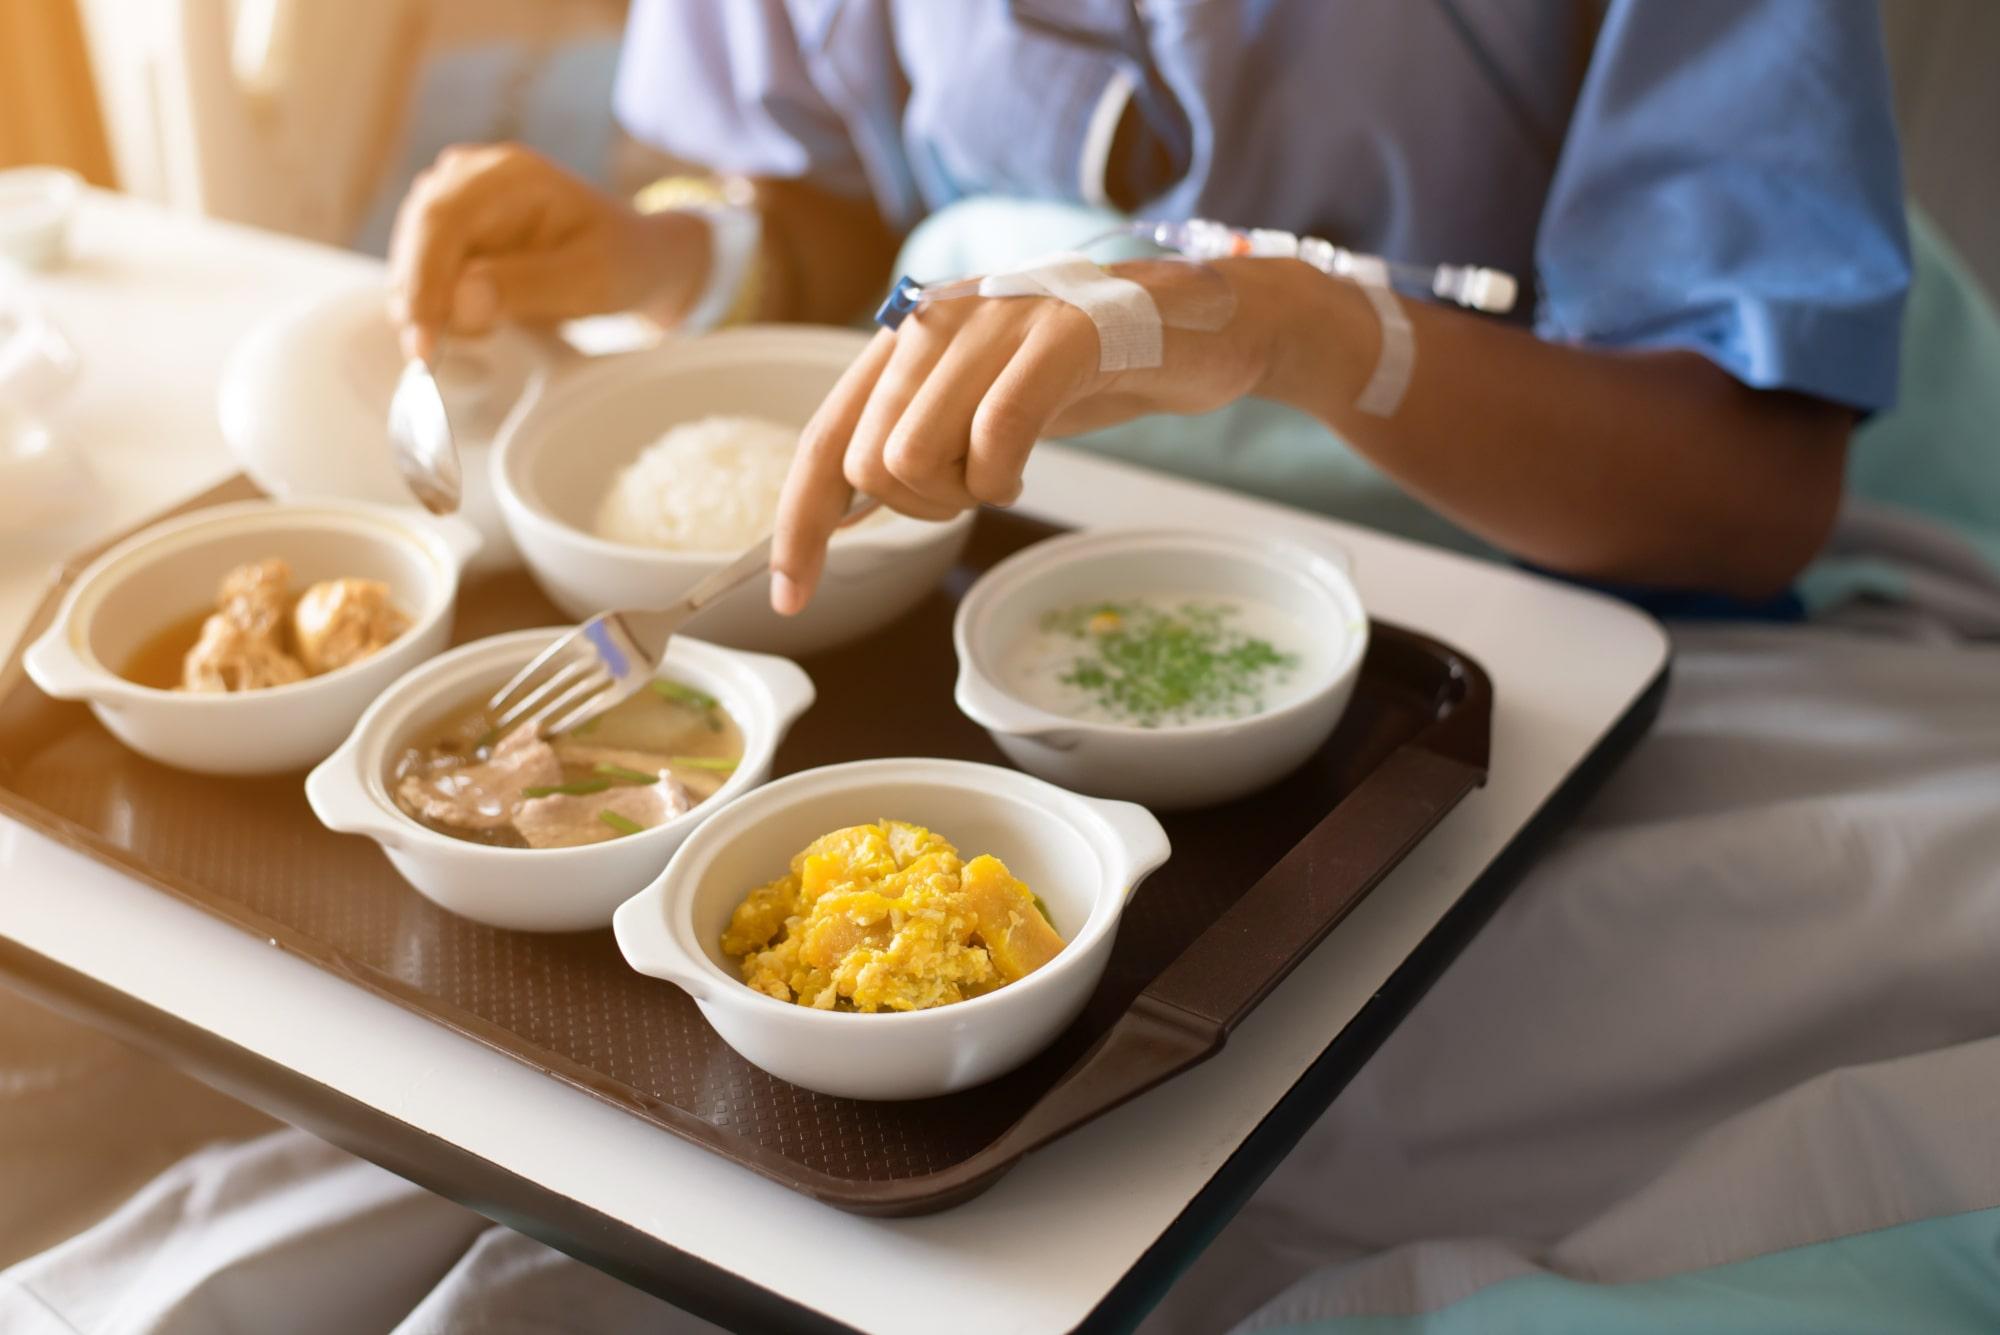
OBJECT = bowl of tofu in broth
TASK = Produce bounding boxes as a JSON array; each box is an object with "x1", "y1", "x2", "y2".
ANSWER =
[
  {"x1": 23, "y1": 499, "x2": 480, "y2": 774},
  {"x1": 305, "y1": 627, "x2": 815, "y2": 932},
  {"x1": 952, "y1": 528, "x2": 1369, "y2": 809}
]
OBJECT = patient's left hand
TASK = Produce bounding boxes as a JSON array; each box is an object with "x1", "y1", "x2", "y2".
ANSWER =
[{"x1": 769, "y1": 258, "x2": 1289, "y2": 614}]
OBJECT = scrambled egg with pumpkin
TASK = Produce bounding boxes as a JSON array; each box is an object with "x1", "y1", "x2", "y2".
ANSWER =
[{"x1": 721, "y1": 820, "x2": 1067, "y2": 1012}]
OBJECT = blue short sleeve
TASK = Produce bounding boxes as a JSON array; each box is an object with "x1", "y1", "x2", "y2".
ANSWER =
[
  {"x1": 613, "y1": 0, "x2": 872, "y2": 199},
  {"x1": 1535, "y1": 0, "x2": 1911, "y2": 412}
]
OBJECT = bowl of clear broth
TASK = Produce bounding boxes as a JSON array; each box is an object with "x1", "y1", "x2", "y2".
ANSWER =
[
  {"x1": 24, "y1": 499, "x2": 479, "y2": 774},
  {"x1": 305, "y1": 627, "x2": 815, "y2": 932},
  {"x1": 952, "y1": 528, "x2": 1368, "y2": 808}
]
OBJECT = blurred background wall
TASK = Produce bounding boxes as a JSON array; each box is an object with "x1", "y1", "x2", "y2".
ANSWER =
[
  {"x1": 0, "y1": 0, "x2": 115, "y2": 187},
  {"x1": 2, "y1": 0, "x2": 1995, "y2": 293}
]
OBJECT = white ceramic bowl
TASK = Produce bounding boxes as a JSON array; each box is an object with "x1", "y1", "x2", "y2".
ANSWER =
[
  {"x1": 217, "y1": 284, "x2": 548, "y2": 574},
  {"x1": 24, "y1": 499, "x2": 479, "y2": 775},
  {"x1": 306, "y1": 627, "x2": 816, "y2": 933},
  {"x1": 493, "y1": 325, "x2": 975, "y2": 655},
  {"x1": 953, "y1": 528, "x2": 1370, "y2": 809},
  {"x1": 612, "y1": 757, "x2": 1171, "y2": 1100}
]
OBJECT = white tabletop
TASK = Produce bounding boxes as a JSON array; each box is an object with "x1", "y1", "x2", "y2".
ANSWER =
[{"x1": 0, "y1": 193, "x2": 1669, "y2": 1335}]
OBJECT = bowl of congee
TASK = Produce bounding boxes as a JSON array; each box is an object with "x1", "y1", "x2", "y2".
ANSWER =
[
  {"x1": 613, "y1": 757, "x2": 1171, "y2": 1100},
  {"x1": 952, "y1": 528, "x2": 1369, "y2": 809},
  {"x1": 305, "y1": 627, "x2": 815, "y2": 932},
  {"x1": 23, "y1": 499, "x2": 479, "y2": 774},
  {"x1": 492, "y1": 325, "x2": 975, "y2": 657}
]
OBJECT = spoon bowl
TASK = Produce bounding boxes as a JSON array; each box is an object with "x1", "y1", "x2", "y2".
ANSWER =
[{"x1": 388, "y1": 357, "x2": 461, "y2": 514}]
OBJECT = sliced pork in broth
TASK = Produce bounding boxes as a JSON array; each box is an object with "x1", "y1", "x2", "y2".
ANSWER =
[{"x1": 389, "y1": 678, "x2": 745, "y2": 849}]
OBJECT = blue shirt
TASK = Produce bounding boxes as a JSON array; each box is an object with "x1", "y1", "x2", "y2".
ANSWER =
[{"x1": 614, "y1": 0, "x2": 1910, "y2": 412}]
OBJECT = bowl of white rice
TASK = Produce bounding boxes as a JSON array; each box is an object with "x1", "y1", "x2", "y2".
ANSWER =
[{"x1": 493, "y1": 325, "x2": 975, "y2": 656}]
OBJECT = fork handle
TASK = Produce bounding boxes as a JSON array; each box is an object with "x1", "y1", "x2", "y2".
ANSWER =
[{"x1": 631, "y1": 495, "x2": 880, "y2": 652}]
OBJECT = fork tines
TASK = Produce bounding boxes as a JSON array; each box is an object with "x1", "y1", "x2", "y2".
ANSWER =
[{"x1": 485, "y1": 613, "x2": 644, "y2": 739}]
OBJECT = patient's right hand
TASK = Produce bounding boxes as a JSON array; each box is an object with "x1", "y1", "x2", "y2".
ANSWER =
[{"x1": 387, "y1": 143, "x2": 704, "y2": 361}]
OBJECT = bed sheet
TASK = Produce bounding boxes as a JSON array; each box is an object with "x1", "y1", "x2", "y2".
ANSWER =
[{"x1": 1149, "y1": 620, "x2": 2000, "y2": 1333}]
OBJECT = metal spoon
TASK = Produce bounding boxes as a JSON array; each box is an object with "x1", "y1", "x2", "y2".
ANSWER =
[{"x1": 388, "y1": 357, "x2": 461, "y2": 514}]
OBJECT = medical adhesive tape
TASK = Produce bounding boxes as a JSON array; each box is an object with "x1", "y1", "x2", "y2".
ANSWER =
[
  {"x1": 1345, "y1": 254, "x2": 1414, "y2": 417},
  {"x1": 978, "y1": 252, "x2": 1164, "y2": 372}
]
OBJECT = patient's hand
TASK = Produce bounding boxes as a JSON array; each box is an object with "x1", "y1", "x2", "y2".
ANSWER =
[
  {"x1": 769, "y1": 259, "x2": 1290, "y2": 615},
  {"x1": 387, "y1": 143, "x2": 705, "y2": 361}
]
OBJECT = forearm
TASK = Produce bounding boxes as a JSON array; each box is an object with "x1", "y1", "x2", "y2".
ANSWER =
[
  {"x1": 630, "y1": 175, "x2": 900, "y2": 329},
  {"x1": 748, "y1": 178, "x2": 902, "y2": 325},
  {"x1": 1249, "y1": 261, "x2": 1851, "y2": 598}
]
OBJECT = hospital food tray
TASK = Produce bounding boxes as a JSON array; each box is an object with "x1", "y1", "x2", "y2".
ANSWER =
[{"x1": 0, "y1": 478, "x2": 1489, "y2": 1215}]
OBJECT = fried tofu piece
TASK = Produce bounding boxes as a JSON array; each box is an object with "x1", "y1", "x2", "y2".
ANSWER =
[
  {"x1": 180, "y1": 614, "x2": 308, "y2": 692},
  {"x1": 216, "y1": 558, "x2": 292, "y2": 638},
  {"x1": 292, "y1": 577, "x2": 409, "y2": 674},
  {"x1": 179, "y1": 558, "x2": 308, "y2": 692}
]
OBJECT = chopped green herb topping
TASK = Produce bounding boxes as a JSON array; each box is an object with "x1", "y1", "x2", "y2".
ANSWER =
[
  {"x1": 598, "y1": 809, "x2": 645, "y2": 836},
  {"x1": 593, "y1": 762, "x2": 660, "y2": 785},
  {"x1": 649, "y1": 679, "x2": 717, "y2": 712},
  {"x1": 1040, "y1": 600, "x2": 1297, "y2": 727},
  {"x1": 668, "y1": 755, "x2": 738, "y2": 772},
  {"x1": 521, "y1": 778, "x2": 613, "y2": 798}
]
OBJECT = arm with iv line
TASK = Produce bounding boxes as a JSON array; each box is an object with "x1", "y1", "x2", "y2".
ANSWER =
[{"x1": 769, "y1": 248, "x2": 1850, "y2": 612}]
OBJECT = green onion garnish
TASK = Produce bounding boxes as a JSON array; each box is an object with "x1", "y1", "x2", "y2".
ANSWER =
[
  {"x1": 473, "y1": 727, "x2": 501, "y2": 751},
  {"x1": 593, "y1": 762, "x2": 660, "y2": 785},
  {"x1": 649, "y1": 679, "x2": 717, "y2": 711},
  {"x1": 1039, "y1": 599, "x2": 1298, "y2": 727},
  {"x1": 668, "y1": 755, "x2": 738, "y2": 772},
  {"x1": 598, "y1": 809, "x2": 645, "y2": 836},
  {"x1": 521, "y1": 778, "x2": 613, "y2": 798}
]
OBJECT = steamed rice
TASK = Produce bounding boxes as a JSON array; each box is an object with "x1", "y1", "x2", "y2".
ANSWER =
[{"x1": 593, "y1": 416, "x2": 809, "y2": 551}]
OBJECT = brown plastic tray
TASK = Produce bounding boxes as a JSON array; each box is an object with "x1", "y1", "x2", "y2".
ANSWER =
[{"x1": 0, "y1": 477, "x2": 1490, "y2": 1216}]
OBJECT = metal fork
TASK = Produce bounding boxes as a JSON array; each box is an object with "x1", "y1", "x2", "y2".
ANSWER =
[{"x1": 486, "y1": 496, "x2": 879, "y2": 738}]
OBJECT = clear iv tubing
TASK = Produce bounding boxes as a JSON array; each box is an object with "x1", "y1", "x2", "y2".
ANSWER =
[
  {"x1": 1094, "y1": 219, "x2": 1519, "y2": 315},
  {"x1": 874, "y1": 217, "x2": 1519, "y2": 329}
]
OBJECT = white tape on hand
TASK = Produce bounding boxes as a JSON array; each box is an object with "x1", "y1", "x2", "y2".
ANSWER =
[
  {"x1": 1346, "y1": 254, "x2": 1414, "y2": 417},
  {"x1": 978, "y1": 252, "x2": 1163, "y2": 372}
]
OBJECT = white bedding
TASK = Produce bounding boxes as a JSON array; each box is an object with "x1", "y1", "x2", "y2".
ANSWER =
[
  {"x1": 1149, "y1": 622, "x2": 2000, "y2": 1332},
  {"x1": 3, "y1": 620, "x2": 1996, "y2": 1332}
]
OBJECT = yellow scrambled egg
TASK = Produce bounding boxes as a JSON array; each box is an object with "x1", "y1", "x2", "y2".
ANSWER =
[{"x1": 722, "y1": 820, "x2": 1068, "y2": 1012}]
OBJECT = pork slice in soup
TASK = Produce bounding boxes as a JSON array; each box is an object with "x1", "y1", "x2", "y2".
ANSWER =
[
  {"x1": 513, "y1": 775, "x2": 691, "y2": 849},
  {"x1": 396, "y1": 723, "x2": 561, "y2": 834},
  {"x1": 389, "y1": 678, "x2": 745, "y2": 849}
]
